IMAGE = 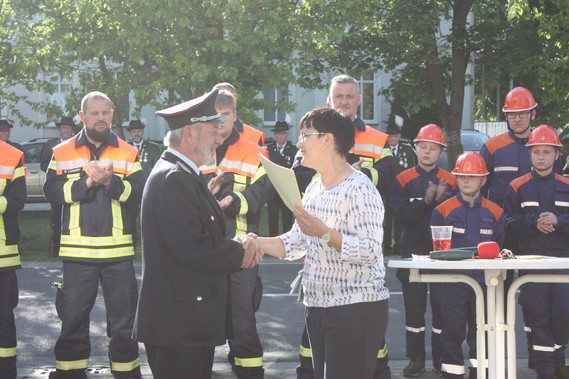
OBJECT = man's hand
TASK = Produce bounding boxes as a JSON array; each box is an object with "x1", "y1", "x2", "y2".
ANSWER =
[
  {"x1": 85, "y1": 161, "x2": 113, "y2": 189},
  {"x1": 351, "y1": 159, "x2": 362, "y2": 171},
  {"x1": 219, "y1": 195, "x2": 234, "y2": 209},
  {"x1": 241, "y1": 235, "x2": 263, "y2": 268},
  {"x1": 208, "y1": 170, "x2": 224, "y2": 196}
]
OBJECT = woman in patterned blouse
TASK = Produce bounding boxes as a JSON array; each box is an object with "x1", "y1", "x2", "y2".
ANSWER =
[{"x1": 255, "y1": 107, "x2": 390, "y2": 379}]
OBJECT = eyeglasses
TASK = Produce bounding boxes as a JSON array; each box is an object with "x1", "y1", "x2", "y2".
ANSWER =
[
  {"x1": 505, "y1": 111, "x2": 531, "y2": 120},
  {"x1": 298, "y1": 132, "x2": 325, "y2": 143}
]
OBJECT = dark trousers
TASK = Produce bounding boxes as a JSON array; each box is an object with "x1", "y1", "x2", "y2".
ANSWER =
[
  {"x1": 0, "y1": 270, "x2": 18, "y2": 379},
  {"x1": 396, "y1": 268, "x2": 443, "y2": 362},
  {"x1": 145, "y1": 343, "x2": 215, "y2": 379},
  {"x1": 519, "y1": 281, "x2": 569, "y2": 377},
  {"x1": 53, "y1": 260, "x2": 140, "y2": 378},
  {"x1": 267, "y1": 195, "x2": 294, "y2": 237},
  {"x1": 49, "y1": 204, "x2": 62, "y2": 257},
  {"x1": 296, "y1": 324, "x2": 391, "y2": 379},
  {"x1": 306, "y1": 300, "x2": 389, "y2": 379},
  {"x1": 440, "y1": 282, "x2": 483, "y2": 379},
  {"x1": 228, "y1": 266, "x2": 264, "y2": 379},
  {"x1": 382, "y1": 205, "x2": 400, "y2": 256}
]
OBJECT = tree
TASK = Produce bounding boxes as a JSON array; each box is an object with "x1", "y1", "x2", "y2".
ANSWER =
[
  {"x1": 13, "y1": 0, "x2": 299, "y2": 131},
  {"x1": 0, "y1": 0, "x2": 48, "y2": 125},
  {"x1": 296, "y1": 0, "x2": 480, "y2": 165},
  {"x1": 504, "y1": 0, "x2": 569, "y2": 129}
]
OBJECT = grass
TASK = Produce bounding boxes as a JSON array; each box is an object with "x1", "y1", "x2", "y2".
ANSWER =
[
  {"x1": 19, "y1": 207, "x2": 272, "y2": 261},
  {"x1": 19, "y1": 211, "x2": 55, "y2": 261}
]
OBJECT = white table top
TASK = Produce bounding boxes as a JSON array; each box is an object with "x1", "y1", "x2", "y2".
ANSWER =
[{"x1": 388, "y1": 256, "x2": 569, "y2": 270}]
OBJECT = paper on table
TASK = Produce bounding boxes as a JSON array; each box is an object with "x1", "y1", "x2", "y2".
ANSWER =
[{"x1": 259, "y1": 153, "x2": 302, "y2": 212}]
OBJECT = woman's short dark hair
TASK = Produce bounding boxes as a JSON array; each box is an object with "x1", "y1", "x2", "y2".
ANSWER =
[{"x1": 298, "y1": 107, "x2": 355, "y2": 156}]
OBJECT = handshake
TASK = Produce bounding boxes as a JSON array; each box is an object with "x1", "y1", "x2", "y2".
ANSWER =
[{"x1": 239, "y1": 233, "x2": 263, "y2": 269}]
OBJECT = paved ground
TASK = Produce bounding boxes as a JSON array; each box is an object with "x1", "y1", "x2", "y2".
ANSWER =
[{"x1": 17, "y1": 359, "x2": 538, "y2": 378}]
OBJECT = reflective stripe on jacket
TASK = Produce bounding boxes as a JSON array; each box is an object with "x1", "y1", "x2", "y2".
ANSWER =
[
  {"x1": 202, "y1": 131, "x2": 272, "y2": 238},
  {"x1": 0, "y1": 140, "x2": 25, "y2": 271},
  {"x1": 47, "y1": 133, "x2": 144, "y2": 262}
]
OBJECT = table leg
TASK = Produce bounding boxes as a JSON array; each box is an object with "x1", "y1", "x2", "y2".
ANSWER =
[
  {"x1": 411, "y1": 270, "x2": 486, "y2": 379},
  {"x1": 485, "y1": 269, "x2": 506, "y2": 379},
  {"x1": 506, "y1": 274, "x2": 569, "y2": 379}
]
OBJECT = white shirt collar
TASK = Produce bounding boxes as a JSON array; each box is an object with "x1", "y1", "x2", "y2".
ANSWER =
[{"x1": 166, "y1": 147, "x2": 201, "y2": 175}]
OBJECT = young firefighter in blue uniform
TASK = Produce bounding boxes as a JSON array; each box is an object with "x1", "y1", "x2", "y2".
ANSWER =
[
  {"x1": 390, "y1": 123, "x2": 456, "y2": 376},
  {"x1": 430, "y1": 152, "x2": 505, "y2": 379},
  {"x1": 503, "y1": 125, "x2": 569, "y2": 379},
  {"x1": 479, "y1": 86, "x2": 563, "y2": 371}
]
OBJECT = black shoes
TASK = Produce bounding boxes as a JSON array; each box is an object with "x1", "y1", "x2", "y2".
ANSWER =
[{"x1": 403, "y1": 357, "x2": 426, "y2": 377}]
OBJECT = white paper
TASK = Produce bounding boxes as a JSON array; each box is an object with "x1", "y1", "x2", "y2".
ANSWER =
[{"x1": 259, "y1": 153, "x2": 302, "y2": 212}]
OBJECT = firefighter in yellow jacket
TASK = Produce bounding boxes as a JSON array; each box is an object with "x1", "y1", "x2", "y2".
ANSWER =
[
  {"x1": 44, "y1": 91, "x2": 144, "y2": 379},
  {"x1": 202, "y1": 90, "x2": 273, "y2": 379},
  {"x1": 0, "y1": 140, "x2": 26, "y2": 379}
]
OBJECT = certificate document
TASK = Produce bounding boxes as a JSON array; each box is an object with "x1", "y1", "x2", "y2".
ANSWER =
[{"x1": 259, "y1": 153, "x2": 302, "y2": 212}]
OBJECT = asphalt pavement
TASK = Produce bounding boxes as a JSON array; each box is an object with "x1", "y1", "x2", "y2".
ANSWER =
[
  {"x1": 14, "y1": 258, "x2": 540, "y2": 379},
  {"x1": 17, "y1": 359, "x2": 538, "y2": 378}
]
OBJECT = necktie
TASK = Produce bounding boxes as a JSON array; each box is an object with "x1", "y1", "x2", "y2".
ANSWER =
[{"x1": 391, "y1": 146, "x2": 397, "y2": 156}]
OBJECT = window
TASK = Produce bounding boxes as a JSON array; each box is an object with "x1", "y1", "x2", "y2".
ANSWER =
[
  {"x1": 263, "y1": 86, "x2": 288, "y2": 123},
  {"x1": 358, "y1": 73, "x2": 376, "y2": 123},
  {"x1": 45, "y1": 73, "x2": 72, "y2": 123},
  {"x1": 22, "y1": 143, "x2": 43, "y2": 164}
]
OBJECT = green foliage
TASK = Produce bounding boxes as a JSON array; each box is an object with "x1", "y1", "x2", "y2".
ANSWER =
[
  {"x1": 297, "y1": 0, "x2": 476, "y2": 165},
  {"x1": 6, "y1": 0, "x2": 299, "y2": 127}
]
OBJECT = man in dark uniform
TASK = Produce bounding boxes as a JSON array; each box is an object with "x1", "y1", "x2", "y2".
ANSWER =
[
  {"x1": 0, "y1": 120, "x2": 22, "y2": 151},
  {"x1": 266, "y1": 120, "x2": 298, "y2": 236},
  {"x1": 0, "y1": 139, "x2": 26, "y2": 379},
  {"x1": 40, "y1": 116, "x2": 76, "y2": 172},
  {"x1": 125, "y1": 119, "x2": 161, "y2": 180},
  {"x1": 134, "y1": 89, "x2": 261, "y2": 379},
  {"x1": 40, "y1": 116, "x2": 75, "y2": 257},
  {"x1": 384, "y1": 121, "x2": 416, "y2": 256}
]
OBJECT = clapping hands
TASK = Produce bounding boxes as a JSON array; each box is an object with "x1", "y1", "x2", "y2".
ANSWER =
[
  {"x1": 240, "y1": 233, "x2": 263, "y2": 269},
  {"x1": 85, "y1": 161, "x2": 113, "y2": 189}
]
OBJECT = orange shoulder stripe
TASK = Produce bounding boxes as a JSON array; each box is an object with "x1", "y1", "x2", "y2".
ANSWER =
[
  {"x1": 510, "y1": 173, "x2": 533, "y2": 192},
  {"x1": 485, "y1": 134, "x2": 514, "y2": 155},
  {"x1": 435, "y1": 196, "x2": 462, "y2": 219},
  {"x1": 481, "y1": 198, "x2": 504, "y2": 221},
  {"x1": 396, "y1": 167, "x2": 419, "y2": 188}
]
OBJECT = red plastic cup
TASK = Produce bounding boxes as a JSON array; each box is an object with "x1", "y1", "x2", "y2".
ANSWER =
[{"x1": 431, "y1": 226, "x2": 453, "y2": 251}]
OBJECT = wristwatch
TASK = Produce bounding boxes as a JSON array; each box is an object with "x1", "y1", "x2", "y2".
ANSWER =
[{"x1": 320, "y1": 229, "x2": 332, "y2": 243}]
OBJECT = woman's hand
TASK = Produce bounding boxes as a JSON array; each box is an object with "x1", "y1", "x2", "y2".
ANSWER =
[{"x1": 294, "y1": 203, "x2": 328, "y2": 237}]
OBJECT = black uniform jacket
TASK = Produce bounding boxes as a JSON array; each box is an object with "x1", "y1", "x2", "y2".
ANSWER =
[
  {"x1": 266, "y1": 140, "x2": 298, "y2": 169},
  {"x1": 134, "y1": 151, "x2": 245, "y2": 348},
  {"x1": 40, "y1": 138, "x2": 60, "y2": 172},
  {"x1": 128, "y1": 139, "x2": 162, "y2": 180}
]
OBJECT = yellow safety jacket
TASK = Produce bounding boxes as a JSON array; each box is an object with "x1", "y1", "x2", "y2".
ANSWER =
[
  {"x1": 44, "y1": 132, "x2": 144, "y2": 262},
  {"x1": 202, "y1": 130, "x2": 272, "y2": 238},
  {"x1": 235, "y1": 119, "x2": 265, "y2": 146},
  {"x1": 0, "y1": 141, "x2": 26, "y2": 271},
  {"x1": 353, "y1": 123, "x2": 391, "y2": 188}
]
